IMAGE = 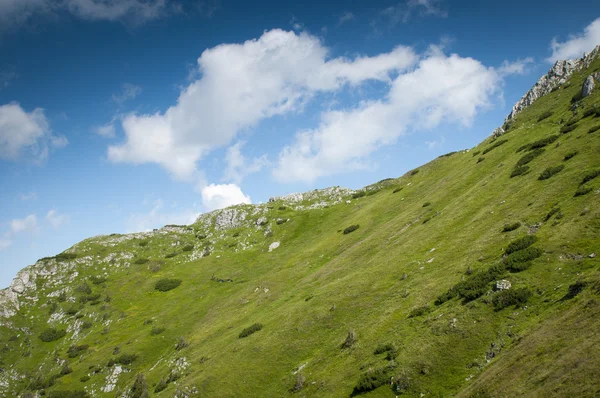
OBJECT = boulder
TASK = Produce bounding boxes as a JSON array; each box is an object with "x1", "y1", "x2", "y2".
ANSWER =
[
  {"x1": 582, "y1": 75, "x2": 595, "y2": 98},
  {"x1": 496, "y1": 280, "x2": 511, "y2": 290}
]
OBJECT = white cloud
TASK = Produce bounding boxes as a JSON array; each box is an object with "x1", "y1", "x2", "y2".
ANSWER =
[
  {"x1": 46, "y1": 209, "x2": 68, "y2": 228},
  {"x1": 0, "y1": 103, "x2": 67, "y2": 162},
  {"x1": 112, "y1": 83, "x2": 142, "y2": 104},
  {"x1": 274, "y1": 50, "x2": 500, "y2": 183},
  {"x1": 223, "y1": 141, "x2": 269, "y2": 184},
  {"x1": 18, "y1": 192, "x2": 38, "y2": 201},
  {"x1": 108, "y1": 29, "x2": 417, "y2": 184},
  {"x1": 0, "y1": 69, "x2": 19, "y2": 89},
  {"x1": 124, "y1": 199, "x2": 199, "y2": 233},
  {"x1": 548, "y1": 17, "x2": 600, "y2": 62},
  {"x1": 94, "y1": 123, "x2": 116, "y2": 138},
  {"x1": 0, "y1": 238, "x2": 12, "y2": 251},
  {"x1": 498, "y1": 57, "x2": 535, "y2": 76},
  {"x1": 10, "y1": 214, "x2": 38, "y2": 234},
  {"x1": 338, "y1": 11, "x2": 354, "y2": 26},
  {"x1": 201, "y1": 184, "x2": 251, "y2": 211},
  {"x1": 381, "y1": 0, "x2": 447, "y2": 25},
  {"x1": 0, "y1": 0, "x2": 170, "y2": 30}
]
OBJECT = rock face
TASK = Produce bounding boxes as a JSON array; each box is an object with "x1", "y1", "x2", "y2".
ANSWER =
[
  {"x1": 582, "y1": 75, "x2": 596, "y2": 98},
  {"x1": 496, "y1": 280, "x2": 512, "y2": 291}
]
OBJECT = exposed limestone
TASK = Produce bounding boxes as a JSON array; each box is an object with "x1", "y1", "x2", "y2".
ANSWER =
[
  {"x1": 582, "y1": 75, "x2": 596, "y2": 98},
  {"x1": 102, "y1": 365, "x2": 124, "y2": 393},
  {"x1": 496, "y1": 280, "x2": 512, "y2": 290},
  {"x1": 268, "y1": 242, "x2": 280, "y2": 252}
]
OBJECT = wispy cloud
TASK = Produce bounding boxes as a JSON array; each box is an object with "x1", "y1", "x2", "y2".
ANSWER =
[
  {"x1": 380, "y1": 0, "x2": 447, "y2": 26},
  {"x1": 337, "y1": 11, "x2": 355, "y2": 26},
  {"x1": 18, "y1": 192, "x2": 38, "y2": 201},
  {"x1": 0, "y1": 69, "x2": 18, "y2": 89},
  {"x1": 548, "y1": 17, "x2": 600, "y2": 62},
  {"x1": 112, "y1": 83, "x2": 142, "y2": 105},
  {"x1": 498, "y1": 57, "x2": 535, "y2": 76},
  {"x1": 94, "y1": 122, "x2": 116, "y2": 138},
  {"x1": 10, "y1": 214, "x2": 38, "y2": 234},
  {"x1": 46, "y1": 209, "x2": 68, "y2": 229}
]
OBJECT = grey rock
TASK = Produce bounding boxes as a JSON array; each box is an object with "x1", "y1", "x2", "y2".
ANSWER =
[
  {"x1": 496, "y1": 280, "x2": 511, "y2": 290},
  {"x1": 582, "y1": 75, "x2": 595, "y2": 98}
]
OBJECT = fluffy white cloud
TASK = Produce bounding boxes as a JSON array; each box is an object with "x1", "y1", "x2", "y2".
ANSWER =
[
  {"x1": 0, "y1": 0, "x2": 170, "y2": 30},
  {"x1": 94, "y1": 123, "x2": 116, "y2": 138},
  {"x1": 498, "y1": 57, "x2": 535, "y2": 76},
  {"x1": 0, "y1": 103, "x2": 67, "y2": 162},
  {"x1": 549, "y1": 17, "x2": 600, "y2": 61},
  {"x1": 125, "y1": 199, "x2": 199, "y2": 233},
  {"x1": 18, "y1": 192, "x2": 38, "y2": 201},
  {"x1": 223, "y1": 141, "x2": 269, "y2": 184},
  {"x1": 10, "y1": 214, "x2": 38, "y2": 234},
  {"x1": 112, "y1": 83, "x2": 142, "y2": 104},
  {"x1": 274, "y1": 50, "x2": 500, "y2": 183},
  {"x1": 108, "y1": 29, "x2": 417, "y2": 183},
  {"x1": 46, "y1": 209, "x2": 68, "y2": 228},
  {"x1": 201, "y1": 184, "x2": 251, "y2": 211}
]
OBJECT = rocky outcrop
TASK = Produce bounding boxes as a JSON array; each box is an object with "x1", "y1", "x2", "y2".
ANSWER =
[{"x1": 582, "y1": 75, "x2": 596, "y2": 97}]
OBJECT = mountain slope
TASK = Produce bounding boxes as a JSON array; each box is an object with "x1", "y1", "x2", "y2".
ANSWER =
[{"x1": 1, "y1": 52, "x2": 600, "y2": 398}]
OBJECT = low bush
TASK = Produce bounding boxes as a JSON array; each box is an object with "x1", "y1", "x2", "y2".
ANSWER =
[
  {"x1": 516, "y1": 144, "x2": 529, "y2": 153},
  {"x1": 472, "y1": 150, "x2": 481, "y2": 157},
  {"x1": 65, "y1": 307, "x2": 78, "y2": 316},
  {"x1": 155, "y1": 279, "x2": 182, "y2": 292},
  {"x1": 138, "y1": 241, "x2": 148, "y2": 247},
  {"x1": 276, "y1": 218, "x2": 288, "y2": 225},
  {"x1": 392, "y1": 187, "x2": 403, "y2": 193},
  {"x1": 81, "y1": 320, "x2": 93, "y2": 329},
  {"x1": 55, "y1": 252, "x2": 77, "y2": 262},
  {"x1": 544, "y1": 207, "x2": 560, "y2": 221},
  {"x1": 580, "y1": 169, "x2": 600, "y2": 185},
  {"x1": 165, "y1": 252, "x2": 177, "y2": 258},
  {"x1": 352, "y1": 368, "x2": 388, "y2": 395},
  {"x1": 115, "y1": 353, "x2": 137, "y2": 365},
  {"x1": 133, "y1": 258, "x2": 149, "y2": 265},
  {"x1": 477, "y1": 157, "x2": 485, "y2": 163},
  {"x1": 436, "y1": 263, "x2": 506, "y2": 305},
  {"x1": 408, "y1": 305, "x2": 431, "y2": 318},
  {"x1": 80, "y1": 375, "x2": 91, "y2": 383},
  {"x1": 582, "y1": 108, "x2": 596, "y2": 118},
  {"x1": 574, "y1": 186, "x2": 593, "y2": 197},
  {"x1": 47, "y1": 391, "x2": 88, "y2": 398},
  {"x1": 151, "y1": 327, "x2": 165, "y2": 335},
  {"x1": 175, "y1": 337, "x2": 189, "y2": 350},
  {"x1": 39, "y1": 328, "x2": 66, "y2": 342},
  {"x1": 155, "y1": 377, "x2": 168, "y2": 393},
  {"x1": 75, "y1": 283, "x2": 92, "y2": 295},
  {"x1": 537, "y1": 111, "x2": 553, "y2": 121},
  {"x1": 130, "y1": 373, "x2": 149, "y2": 398},
  {"x1": 67, "y1": 344, "x2": 89, "y2": 358},
  {"x1": 278, "y1": 206, "x2": 287, "y2": 211},
  {"x1": 410, "y1": 169, "x2": 419, "y2": 175},
  {"x1": 422, "y1": 202, "x2": 431, "y2": 207},
  {"x1": 493, "y1": 288, "x2": 532, "y2": 310},
  {"x1": 505, "y1": 247, "x2": 543, "y2": 270},
  {"x1": 373, "y1": 343, "x2": 396, "y2": 355},
  {"x1": 527, "y1": 134, "x2": 559, "y2": 150},
  {"x1": 516, "y1": 148, "x2": 545, "y2": 167},
  {"x1": 510, "y1": 165, "x2": 530, "y2": 178},
  {"x1": 90, "y1": 275, "x2": 107, "y2": 285},
  {"x1": 538, "y1": 164, "x2": 564, "y2": 180},
  {"x1": 341, "y1": 329, "x2": 357, "y2": 349},
  {"x1": 588, "y1": 125, "x2": 600, "y2": 134},
  {"x1": 182, "y1": 244, "x2": 194, "y2": 252},
  {"x1": 502, "y1": 222, "x2": 521, "y2": 232},
  {"x1": 59, "y1": 364, "x2": 73, "y2": 376},
  {"x1": 239, "y1": 323, "x2": 263, "y2": 338},
  {"x1": 560, "y1": 123, "x2": 577, "y2": 134},
  {"x1": 505, "y1": 235, "x2": 537, "y2": 255},
  {"x1": 482, "y1": 139, "x2": 508, "y2": 155},
  {"x1": 352, "y1": 191, "x2": 366, "y2": 199},
  {"x1": 563, "y1": 151, "x2": 578, "y2": 161},
  {"x1": 563, "y1": 280, "x2": 586, "y2": 300},
  {"x1": 343, "y1": 224, "x2": 360, "y2": 234}
]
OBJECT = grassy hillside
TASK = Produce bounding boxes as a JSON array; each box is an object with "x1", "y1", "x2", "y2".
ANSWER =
[{"x1": 1, "y1": 59, "x2": 600, "y2": 398}]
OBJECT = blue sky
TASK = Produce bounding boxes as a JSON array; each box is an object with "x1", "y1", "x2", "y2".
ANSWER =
[{"x1": 1, "y1": 0, "x2": 599, "y2": 287}]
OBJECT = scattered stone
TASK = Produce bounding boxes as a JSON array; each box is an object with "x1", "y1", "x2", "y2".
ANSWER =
[
  {"x1": 528, "y1": 222, "x2": 542, "y2": 234},
  {"x1": 268, "y1": 242, "x2": 280, "y2": 252},
  {"x1": 427, "y1": 258, "x2": 435, "y2": 263},
  {"x1": 590, "y1": 253, "x2": 597, "y2": 258},
  {"x1": 582, "y1": 75, "x2": 596, "y2": 98},
  {"x1": 496, "y1": 280, "x2": 512, "y2": 290}
]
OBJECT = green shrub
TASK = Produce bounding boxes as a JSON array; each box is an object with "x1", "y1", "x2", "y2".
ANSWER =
[
  {"x1": 510, "y1": 165, "x2": 530, "y2": 178},
  {"x1": 67, "y1": 344, "x2": 89, "y2": 358},
  {"x1": 482, "y1": 139, "x2": 508, "y2": 155},
  {"x1": 527, "y1": 134, "x2": 559, "y2": 150},
  {"x1": 422, "y1": 202, "x2": 431, "y2": 207},
  {"x1": 341, "y1": 329, "x2": 357, "y2": 349},
  {"x1": 516, "y1": 148, "x2": 545, "y2": 167},
  {"x1": 239, "y1": 323, "x2": 263, "y2": 338},
  {"x1": 502, "y1": 222, "x2": 521, "y2": 232},
  {"x1": 138, "y1": 241, "x2": 148, "y2": 247},
  {"x1": 515, "y1": 144, "x2": 529, "y2": 153},
  {"x1": 537, "y1": 111, "x2": 553, "y2": 121},
  {"x1": 563, "y1": 280, "x2": 586, "y2": 300},
  {"x1": 392, "y1": 187, "x2": 403, "y2": 193},
  {"x1": 154, "y1": 377, "x2": 168, "y2": 393},
  {"x1": 408, "y1": 305, "x2": 431, "y2": 318},
  {"x1": 65, "y1": 307, "x2": 78, "y2": 316},
  {"x1": 133, "y1": 258, "x2": 149, "y2": 265},
  {"x1": 352, "y1": 191, "x2": 366, "y2": 199},
  {"x1": 155, "y1": 279, "x2": 182, "y2": 292},
  {"x1": 544, "y1": 207, "x2": 560, "y2": 221},
  {"x1": 373, "y1": 343, "x2": 396, "y2": 355},
  {"x1": 81, "y1": 320, "x2": 93, "y2": 329},
  {"x1": 90, "y1": 275, "x2": 107, "y2": 285},
  {"x1": 278, "y1": 206, "x2": 287, "y2": 210},
  {"x1": 182, "y1": 244, "x2": 194, "y2": 252},
  {"x1": 477, "y1": 157, "x2": 485, "y2": 163},
  {"x1": 75, "y1": 283, "x2": 92, "y2": 295},
  {"x1": 55, "y1": 252, "x2": 77, "y2": 262},
  {"x1": 47, "y1": 391, "x2": 88, "y2": 398},
  {"x1": 39, "y1": 328, "x2": 66, "y2": 342},
  {"x1": 436, "y1": 263, "x2": 506, "y2": 305},
  {"x1": 352, "y1": 368, "x2": 388, "y2": 395},
  {"x1": 80, "y1": 375, "x2": 91, "y2": 383},
  {"x1": 588, "y1": 125, "x2": 600, "y2": 134},
  {"x1": 59, "y1": 364, "x2": 73, "y2": 376},
  {"x1": 505, "y1": 247, "x2": 543, "y2": 270},
  {"x1": 538, "y1": 164, "x2": 564, "y2": 180},
  {"x1": 175, "y1": 337, "x2": 189, "y2": 350},
  {"x1": 580, "y1": 169, "x2": 600, "y2": 185},
  {"x1": 115, "y1": 353, "x2": 137, "y2": 365},
  {"x1": 410, "y1": 169, "x2": 419, "y2": 175},
  {"x1": 574, "y1": 186, "x2": 593, "y2": 197},
  {"x1": 493, "y1": 288, "x2": 532, "y2": 310},
  {"x1": 582, "y1": 108, "x2": 596, "y2": 118},
  {"x1": 165, "y1": 252, "x2": 177, "y2": 258},
  {"x1": 343, "y1": 224, "x2": 360, "y2": 234},
  {"x1": 505, "y1": 235, "x2": 537, "y2": 255},
  {"x1": 472, "y1": 150, "x2": 481, "y2": 156},
  {"x1": 151, "y1": 327, "x2": 165, "y2": 335},
  {"x1": 276, "y1": 218, "x2": 288, "y2": 225},
  {"x1": 129, "y1": 373, "x2": 149, "y2": 398},
  {"x1": 560, "y1": 123, "x2": 577, "y2": 134},
  {"x1": 563, "y1": 151, "x2": 578, "y2": 161}
]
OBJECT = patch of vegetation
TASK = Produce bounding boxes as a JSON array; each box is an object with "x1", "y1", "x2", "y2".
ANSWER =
[
  {"x1": 560, "y1": 123, "x2": 578, "y2": 134},
  {"x1": 472, "y1": 150, "x2": 481, "y2": 156},
  {"x1": 436, "y1": 264, "x2": 506, "y2": 304},
  {"x1": 80, "y1": 375, "x2": 90, "y2": 383},
  {"x1": 75, "y1": 282, "x2": 92, "y2": 295},
  {"x1": 138, "y1": 241, "x2": 148, "y2": 247},
  {"x1": 538, "y1": 164, "x2": 565, "y2": 180},
  {"x1": 422, "y1": 202, "x2": 431, "y2": 207},
  {"x1": 129, "y1": 373, "x2": 149, "y2": 398},
  {"x1": 477, "y1": 157, "x2": 485, "y2": 163},
  {"x1": 516, "y1": 148, "x2": 545, "y2": 167},
  {"x1": 482, "y1": 139, "x2": 508, "y2": 155},
  {"x1": 182, "y1": 244, "x2": 194, "y2": 252},
  {"x1": 55, "y1": 252, "x2": 77, "y2": 262},
  {"x1": 239, "y1": 323, "x2": 263, "y2": 338},
  {"x1": 155, "y1": 279, "x2": 182, "y2": 292},
  {"x1": 175, "y1": 337, "x2": 189, "y2": 350},
  {"x1": 563, "y1": 280, "x2": 586, "y2": 300},
  {"x1": 39, "y1": 328, "x2": 66, "y2": 342},
  {"x1": 59, "y1": 364, "x2": 73, "y2": 376},
  {"x1": 352, "y1": 367, "x2": 389, "y2": 395},
  {"x1": 588, "y1": 125, "x2": 600, "y2": 134},
  {"x1": 505, "y1": 235, "x2": 537, "y2": 255},
  {"x1": 278, "y1": 206, "x2": 287, "y2": 211},
  {"x1": 582, "y1": 108, "x2": 596, "y2": 118},
  {"x1": 392, "y1": 187, "x2": 403, "y2": 193},
  {"x1": 527, "y1": 134, "x2": 559, "y2": 150},
  {"x1": 343, "y1": 224, "x2": 360, "y2": 234},
  {"x1": 408, "y1": 305, "x2": 431, "y2": 318},
  {"x1": 537, "y1": 111, "x2": 553, "y2": 121},
  {"x1": 502, "y1": 222, "x2": 521, "y2": 232},
  {"x1": 493, "y1": 288, "x2": 532, "y2": 310},
  {"x1": 47, "y1": 391, "x2": 88, "y2": 398},
  {"x1": 151, "y1": 327, "x2": 165, "y2": 335},
  {"x1": 341, "y1": 329, "x2": 357, "y2": 349},
  {"x1": 133, "y1": 258, "x2": 149, "y2": 265},
  {"x1": 505, "y1": 247, "x2": 543, "y2": 271},
  {"x1": 574, "y1": 186, "x2": 593, "y2": 197},
  {"x1": 114, "y1": 353, "x2": 137, "y2": 365},
  {"x1": 352, "y1": 191, "x2": 366, "y2": 199},
  {"x1": 276, "y1": 218, "x2": 288, "y2": 225},
  {"x1": 510, "y1": 165, "x2": 530, "y2": 178},
  {"x1": 165, "y1": 251, "x2": 177, "y2": 258},
  {"x1": 580, "y1": 169, "x2": 600, "y2": 185},
  {"x1": 410, "y1": 169, "x2": 419, "y2": 175},
  {"x1": 544, "y1": 207, "x2": 561, "y2": 222},
  {"x1": 67, "y1": 344, "x2": 89, "y2": 358},
  {"x1": 563, "y1": 151, "x2": 578, "y2": 161},
  {"x1": 90, "y1": 275, "x2": 107, "y2": 285}
]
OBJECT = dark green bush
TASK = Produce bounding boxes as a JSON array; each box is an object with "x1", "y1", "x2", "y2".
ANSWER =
[
  {"x1": 502, "y1": 222, "x2": 521, "y2": 232},
  {"x1": 90, "y1": 275, "x2": 107, "y2": 285},
  {"x1": 537, "y1": 111, "x2": 553, "y2": 121},
  {"x1": 239, "y1": 323, "x2": 263, "y2": 338},
  {"x1": 115, "y1": 353, "x2": 137, "y2": 365},
  {"x1": 165, "y1": 252, "x2": 177, "y2": 259},
  {"x1": 155, "y1": 376, "x2": 168, "y2": 393},
  {"x1": 67, "y1": 344, "x2": 89, "y2": 358},
  {"x1": 563, "y1": 151, "x2": 578, "y2": 161},
  {"x1": 47, "y1": 391, "x2": 88, "y2": 398},
  {"x1": 482, "y1": 139, "x2": 508, "y2": 155},
  {"x1": 81, "y1": 320, "x2": 93, "y2": 329},
  {"x1": 276, "y1": 218, "x2": 288, "y2": 225},
  {"x1": 580, "y1": 169, "x2": 600, "y2": 185},
  {"x1": 538, "y1": 164, "x2": 564, "y2": 180},
  {"x1": 129, "y1": 373, "x2": 149, "y2": 398},
  {"x1": 422, "y1": 202, "x2": 431, "y2": 207},
  {"x1": 278, "y1": 206, "x2": 287, "y2": 210},
  {"x1": 582, "y1": 108, "x2": 596, "y2": 118},
  {"x1": 505, "y1": 247, "x2": 543, "y2": 270},
  {"x1": 544, "y1": 207, "x2": 561, "y2": 221},
  {"x1": 352, "y1": 368, "x2": 388, "y2": 395},
  {"x1": 182, "y1": 244, "x2": 194, "y2": 252},
  {"x1": 563, "y1": 280, "x2": 586, "y2": 300},
  {"x1": 477, "y1": 157, "x2": 485, "y2": 163},
  {"x1": 588, "y1": 125, "x2": 600, "y2": 134},
  {"x1": 392, "y1": 187, "x2": 403, "y2": 193},
  {"x1": 493, "y1": 288, "x2": 532, "y2": 310},
  {"x1": 133, "y1": 258, "x2": 149, "y2": 265},
  {"x1": 65, "y1": 307, "x2": 78, "y2": 316},
  {"x1": 59, "y1": 364, "x2": 73, "y2": 376},
  {"x1": 80, "y1": 375, "x2": 91, "y2": 383},
  {"x1": 516, "y1": 148, "x2": 545, "y2": 167},
  {"x1": 516, "y1": 144, "x2": 529, "y2": 153},
  {"x1": 408, "y1": 305, "x2": 431, "y2": 318},
  {"x1": 352, "y1": 191, "x2": 366, "y2": 199},
  {"x1": 527, "y1": 134, "x2": 559, "y2": 150},
  {"x1": 510, "y1": 165, "x2": 530, "y2": 178},
  {"x1": 373, "y1": 343, "x2": 396, "y2": 355},
  {"x1": 138, "y1": 241, "x2": 148, "y2": 247},
  {"x1": 343, "y1": 224, "x2": 360, "y2": 234},
  {"x1": 505, "y1": 235, "x2": 537, "y2": 255},
  {"x1": 151, "y1": 327, "x2": 165, "y2": 335},
  {"x1": 75, "y1": 282, "x2": 92, "y2": 295},
  {"x1": 436, "y1": 263, "x2": 507, "y2": 305},
  {"x1": 560, "y1": 123, "x2": 577, "y2": 134},
  {"x1": 39, "y1": 328, "x2": 66, "y2": 342},
  {"x1": 175, "y1": 337, "x2": 189, "y2": 350},
  {"x1": 155, "y1": 279, "x2": 182, "y2": 292},
  {"x1": 341, "y1": 329, "x2": 357, "y2": 349},
  {"x1": 410, "y1": 169, "x2": 419, "y2": 175},
  {"x1": 55, "y1": 252, "x2": 77, "y2": 262},
  {"x1": 472, "y1": 150, "x2": 481, "y2": 157},
  {"x1": 574, "y1": 186, "x2": 593, "y2": 197}
]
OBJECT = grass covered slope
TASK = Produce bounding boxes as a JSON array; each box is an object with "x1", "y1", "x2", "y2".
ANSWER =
[{"x1": 1, "y1": 61, "x2": 600, "y2": 398}]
